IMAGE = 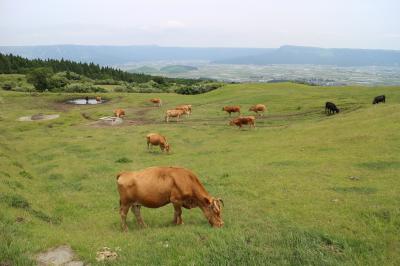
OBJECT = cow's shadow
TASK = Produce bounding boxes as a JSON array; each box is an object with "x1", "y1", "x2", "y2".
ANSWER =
[
  {"x1": 147, "y1": 150, "x2": 171, "y2": 156},
  {"x1": 111, "y1": 218, "x2": 208, "y2": 232}
]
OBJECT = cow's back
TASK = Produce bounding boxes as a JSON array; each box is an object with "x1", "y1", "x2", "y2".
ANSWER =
[
  {"x1": 147, "y1": 133, "x2": 162, "y2": 144},
  {"x1": 117, "y1": 167, "x2": 203, "y2": 208},
  {"x1": 167, "y1": 109, "x2": 184, "y2": 116},
  {"x1": 256, "y1": 104, "x2": 266, "y2": 111},
  {"x1": 240, "y1": 116, "x2": 255, "y2": 124}
]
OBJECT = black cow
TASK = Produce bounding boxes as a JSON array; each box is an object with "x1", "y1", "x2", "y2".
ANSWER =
[
  {"x1": 373, "y1": 95, "x2": 385, "y2": 104},
  {"x1": 325, "y1": 102, "x2": 340, "y2": 115}
]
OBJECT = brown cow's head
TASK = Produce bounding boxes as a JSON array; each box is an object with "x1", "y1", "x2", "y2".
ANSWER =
[
  {"x1": 203, "y1": 197, "x2": 224, "y2": 228},
  {"x1": 229, "y1": 119, "x2": 238, "y2": 126},
  {"x1": 164, "y1": 143, "x2": 170, "y2": 153}
]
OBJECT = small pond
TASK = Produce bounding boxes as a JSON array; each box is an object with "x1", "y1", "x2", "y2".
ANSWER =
[{"x1": 66, "y1": 99, "x2": 105, "y2": 105}]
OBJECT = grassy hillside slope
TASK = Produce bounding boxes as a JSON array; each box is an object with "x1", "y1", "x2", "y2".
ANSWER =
[{"x1": 1, "y1": 83, "x2": 399, "y2": 265}]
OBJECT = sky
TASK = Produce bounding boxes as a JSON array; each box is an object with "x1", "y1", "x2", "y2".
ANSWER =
[{"x1": 0, "y1": 0, "x2": 399, "y2": 49}]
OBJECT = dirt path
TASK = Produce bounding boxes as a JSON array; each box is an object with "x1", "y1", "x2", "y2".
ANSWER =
[{"x1": 124, "y1": 106, "x2": 159, "y2": 125}]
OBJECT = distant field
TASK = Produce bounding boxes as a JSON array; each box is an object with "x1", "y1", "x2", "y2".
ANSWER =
[
  {"x1": 123, "y1": 63, "x2": 400, "y2": 85},
  {"x1": 1, "y1": 83, "x2": 399, "y2": 265}
]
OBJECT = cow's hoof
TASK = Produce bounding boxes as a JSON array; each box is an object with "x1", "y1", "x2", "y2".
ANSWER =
[{"x1": 139, "y1": 223, "x2": 147, "y2": 228}]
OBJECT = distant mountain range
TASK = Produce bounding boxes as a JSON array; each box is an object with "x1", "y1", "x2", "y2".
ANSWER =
[
  {"x1": 0, "y1": 45, "x2": 268, "y2": 65},
  {"x1": 0, "y1": 45, "x2": 399, "y2": 67},
  {"x1": 214, "y1": 45, "x2": 400, "y2": 66}
]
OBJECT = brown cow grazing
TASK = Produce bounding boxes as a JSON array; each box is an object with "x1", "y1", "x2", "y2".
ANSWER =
[
  {"x1": 117, "y1": 166, "x2": 224, "y2": 231},
  {"x1": 150, "y1": 98, "x2": 162, "y2": 107},
  {"x1": 146, "y1": 133, "x2": 170, "y2": 153},
  {"x1": 175, "y1": 104, "x2": 192, "y2": 116},
  {"x1": 165, "y1": 109, "x2": 187, "y2": 122},
  {"x1": 222, "y1": 106, "x2": 241, "y2": 116},
  {"x1": 114, "y1": 109, "x2": 126, "y2": 118},
  {"x1": 96, "y1": 96, "x2": 102, "y2": 102},
  {"x1": 229, "y1": 116, "x2": 256, "y2": 129},
  {"x1": 249, "y1": 104, "x2": 266, "y2": 116}
]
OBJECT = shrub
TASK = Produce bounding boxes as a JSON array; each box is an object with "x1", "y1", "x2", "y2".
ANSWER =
[
  {"x1": 63, "y1": 83, "x2": 107, "y2": 93},
  {"x1": 1, "y1": 83, "x2": 13, "y2": 91},
  {"x1": 49, "y1": 73, "x2": 70, "y2": 88},
  {"x1": 27, "y1": 67, "x2": 53, "y2": 92},
  {"x1": 137, "y1": 87, "x2": 159, "y2": 93},
  {"x1": 152, "y1": 76, "x2": 166, "y2": 85},
  {"x1": 94, "y1": 79, "x2": 121, "y2": 85},
  {"x1": 113, "y1": 86, "x2": 135, "y2": 93},
  {"x1": 65, "y1": 71, "x2": 81, "y2": 80},
  {"x1": 175, "y1": 83, "x2": 222, "y2": 95}
]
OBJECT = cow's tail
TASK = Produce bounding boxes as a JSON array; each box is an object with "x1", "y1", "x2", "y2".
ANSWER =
[
  {"x1": 116, "y1": 173, "x2": 124, "y2": 208},
  {"x1": 116, "y1": 172, "x2": 124, "y2": 180}
]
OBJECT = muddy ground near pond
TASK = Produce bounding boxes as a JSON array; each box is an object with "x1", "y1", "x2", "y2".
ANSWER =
[{"x1": 79, "y1": 102, "x2": 362, "y2": 128}]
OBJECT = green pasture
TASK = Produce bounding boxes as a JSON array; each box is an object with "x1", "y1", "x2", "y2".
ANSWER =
[{"x1": 0, "y1": 82, "x2": 399, "y2": 265}]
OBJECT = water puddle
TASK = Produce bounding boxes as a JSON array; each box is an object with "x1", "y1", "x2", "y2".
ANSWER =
[{"x1": 66, "y1": 98, "x2": 105, "y2": 105}]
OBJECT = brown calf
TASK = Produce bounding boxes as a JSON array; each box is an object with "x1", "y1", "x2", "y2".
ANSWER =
[
  {"x1": 165, "y1": 109, "x2": 187, "y2": 122},
  {"x1": 249, "y1": 104, "x2": 266, "y2": 116},
  {"x1": 150, "y1": 98, "x2": 162, "y2": 107},
  {"x1": 175, "y1": 104, "x2": 192, "y2": 115},
  {"x1": 222, "y1": 106, "x2": 241, "y2": 116},
  {"x1": 229, "y1": 116, "x2": 256, "y2": 129},
  {"x1": 146, "y1": 133, "x2": 170, "y2": 153}
]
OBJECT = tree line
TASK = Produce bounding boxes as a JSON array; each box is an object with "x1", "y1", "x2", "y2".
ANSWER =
[{"x1": 0, "y1": 53, "x2": 201, "y2": 85}]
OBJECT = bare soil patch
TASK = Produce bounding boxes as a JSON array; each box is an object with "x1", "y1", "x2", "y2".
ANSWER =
[
  {"x1": 36, "y1": 245, "x2": 84, "y2": 266},
  {"x1": 18, "y1": 114, "x2": 60, "y2": 121}
]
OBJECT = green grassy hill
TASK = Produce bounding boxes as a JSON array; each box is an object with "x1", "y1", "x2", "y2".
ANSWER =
[{"x1": 1, "y1": 83, "x2": 399, "y2": 265}]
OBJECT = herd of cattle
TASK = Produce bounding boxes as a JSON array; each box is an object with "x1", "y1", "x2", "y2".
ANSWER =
[
  {"x1": 112, "y1": 98, "x2": 265, "y2": 128},
  {"x1": 325, "y1": 94, "x2": 385, "y2": 115},
  {"x1": 112, "y1": 98, "x2": 268, "y2": 230},
  {"x1": 109, "y1": 94, "x2": 386, "y2": 230}
]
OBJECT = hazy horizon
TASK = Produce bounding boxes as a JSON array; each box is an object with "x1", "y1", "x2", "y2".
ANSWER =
[
  {"x1": 1, "y1": 0, "x2": 399, "y2": 50},
  {"x1": 1, "y1": 44, "x2": 400, "y2": 52}
]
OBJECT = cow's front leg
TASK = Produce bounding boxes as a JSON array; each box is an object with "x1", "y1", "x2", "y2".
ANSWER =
[
  {"x1": 172, "y1": 203, "x2": 184, "y2": 225},
  {"x1": 132, "y1": 204, "x2": 147, "y2": 228}
]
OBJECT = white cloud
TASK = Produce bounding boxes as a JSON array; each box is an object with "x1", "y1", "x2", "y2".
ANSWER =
[
  {"x1": 383, "y1": 33, "x2": 400, "y2": 39},
  {"x1": 160, "y1": 20, "x2": 186, "y2": 29}
]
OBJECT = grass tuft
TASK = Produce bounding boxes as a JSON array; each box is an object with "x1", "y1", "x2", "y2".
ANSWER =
[
  {"x1": 19, "y1": 170, "x2": 33, "y2": 179},
  {"x1": 1, "y1": 194, "x2": 30, "y2": 209},
  {"x1": 332, "y1": 186, "x2": 378, "y2": 194},
  {"x1": 115, "y1": 157, "x2": 133, "y2": 163},
  {"x1": 358, "y1": 161, "x2": 400, "y2": 170}
]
